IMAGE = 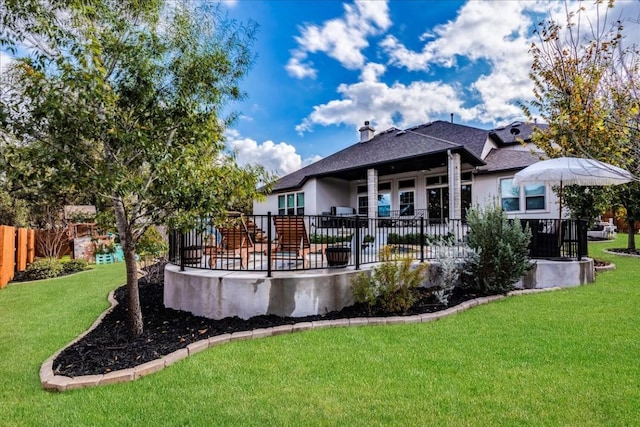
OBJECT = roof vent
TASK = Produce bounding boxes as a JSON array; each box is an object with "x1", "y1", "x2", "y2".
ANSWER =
[
  {"x1": 510, "y1": 127, "x2": 521, "y2": 135},
  {"x1": 359, "y1": 120, "x2": 375, "y2": 143},
  {"x1": 395, "y1": 130, "x2": 407, "y2": 136}
]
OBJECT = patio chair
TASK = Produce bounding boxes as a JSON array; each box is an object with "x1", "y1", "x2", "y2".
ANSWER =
[
  {"x1": 210, "y1": 225, "x2": 254, "y2": 269},
  {"x1": 272, "y1": 216, "x2": 312, "y2": 268}
]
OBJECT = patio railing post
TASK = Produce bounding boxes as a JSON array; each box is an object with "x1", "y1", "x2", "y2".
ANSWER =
[
  {"x1": 355, "y1": 215, "x2": 360, "y2": 270},
  {"x1": 180, "y1": 232, "x2": 185, "y2": 272},
  {"x1": 267, "y1": 211, "x2": 272, "y2": 277},
  {"x1": 420, "y1": 216, "x2": 425, "y2": 263}
]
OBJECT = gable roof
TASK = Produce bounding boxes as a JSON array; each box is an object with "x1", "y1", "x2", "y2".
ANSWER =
[
  {"x1": 273, "y1": 121, "x2": 488, "y2": 192},
  {"x1": 478, "y1": 149, "x2": 546, "y2": 174},
  {"x1": 488, "y1": 121, "x2": 548, "y2": 146}
]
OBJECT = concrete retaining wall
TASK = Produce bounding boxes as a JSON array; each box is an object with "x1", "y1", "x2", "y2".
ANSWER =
[
  {"x1": 165, "y1": 258, "x2": 595, "y2": 320},
  {"x1": 516, "y1": 258, "x2": 595, "y2": 289}
]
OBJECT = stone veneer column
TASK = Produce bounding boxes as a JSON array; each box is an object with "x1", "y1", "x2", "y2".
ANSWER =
[
  {"x1": 448, "y1": 152, "x2": 461, "y2": 220},
  {"x1": 367, "y1": 168, "x2": 378, "y2": 220}
]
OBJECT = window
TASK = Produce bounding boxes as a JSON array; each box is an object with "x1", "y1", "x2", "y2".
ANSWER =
[
  {"x1": 427, "y1": 187, "x2": 448, "y2": 219},
  {"x1": 426, "y1": 175, "x2": 448, "y2": 220},
  {"x1": 500, "y1": 179, "x2": 545, "y2": 212},
  {"x1": 461, "y1": 184, "x2": 472, "y2": 219},
  {"x1": 524, "y1": 184, "x2": 545, "y2": 210},
  {"x1": 358, "y1": 196, "x2": 368, "y2": 215},
  {"x1": 378, "y1": 192, "x2": 391, "y2": 217},
  {"x1": 500, "y1": 179, "x2": 520, "y2": 211},
  {"x1": 399, "y1": 179, "x2": 415, "y2": 216},
  {"x1": 378, "y1": 182, "x2": 391, "y2": 191},
  {"x1": 278, "y1": 192, "x2": 304, "y2": 215},
  {"x1": 356, "y1": 184, "x2": 368, "y2": 193}
]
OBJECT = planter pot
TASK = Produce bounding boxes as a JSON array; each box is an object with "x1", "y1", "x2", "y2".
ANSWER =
[{"x1": 325, "y1": 246, "x2": 350, "y2": 267}]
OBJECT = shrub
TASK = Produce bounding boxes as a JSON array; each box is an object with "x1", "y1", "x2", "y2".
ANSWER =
[
  {"x1": 22, "y1": 258, "x2": 63, "y2": 281},
  {"x1": 462, "y1": 203, "x2": 531, "y2": 295},
  {"x1": 386, "y1": 232, "x2": 455, "y2": 245},
  {"x1": 137, "y1": 226, "x2": 168, "y2": 259},
  {"x1": 309, "y1": 233, "x2": 352, "y2": 244},
  {"x1": 351, "y1": 249, "x2": 431, "y2": 314},
  {"x1": 62, "y1": 259, "x2": 89, "y2": 275},
  {"x1": 432, "y1": 250, "x2": 461, "y2": 306}
]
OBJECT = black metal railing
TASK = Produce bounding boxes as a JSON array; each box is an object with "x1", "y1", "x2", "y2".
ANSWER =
[
  {"x1": 519, "y1": 218, "x2": 588, "y2": 261},
  {"x1": 169, "y1": 213, "x2": 470, "y2": 275},
  {"x1": 168, "y1": 215, "x2": 588, "y2": 276}
]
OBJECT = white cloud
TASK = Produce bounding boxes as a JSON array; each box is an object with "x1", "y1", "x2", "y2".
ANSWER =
[
  {"x1": 226, "y1": 133, "x2": 321, "y2": 176},
  {"x1": 286, "y1": 0, "x2": 391, "y2": 77},
  {"x1": 285, "y1": 53, "x2": 317, "y2": 79},
  {"x1": 296, "y1": 69, "x2": 479, "y2": 135}
]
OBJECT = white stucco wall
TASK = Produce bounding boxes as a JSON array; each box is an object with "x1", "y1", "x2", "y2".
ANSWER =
[
  {"x1": 473, "y1": 172, "x2": 561, "y2": 219},
  {"x1": 315, "y1": 178, "x2": 351, "y2": 214}
]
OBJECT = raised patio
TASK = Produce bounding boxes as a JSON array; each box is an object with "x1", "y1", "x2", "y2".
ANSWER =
[{"x1": 164, "y1": 214, "x2": 594, "y2": 320}]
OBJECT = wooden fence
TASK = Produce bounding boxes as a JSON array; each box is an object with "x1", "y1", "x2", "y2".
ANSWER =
[{"x1": 0, "y1": 226, "x2": 36, "y2": 289}]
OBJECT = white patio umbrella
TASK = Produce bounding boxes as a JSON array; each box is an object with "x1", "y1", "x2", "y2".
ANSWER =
[{"x1": 512, "y1": 156, "x2": 633, "y2": 219}]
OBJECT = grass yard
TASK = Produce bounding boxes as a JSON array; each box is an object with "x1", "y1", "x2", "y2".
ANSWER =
[{"x1": 1, "y1": 235, "x2": 639, "y2": 426}]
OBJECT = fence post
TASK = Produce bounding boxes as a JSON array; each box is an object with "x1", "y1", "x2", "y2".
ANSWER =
[
  {"x1": 267, "y1": 212, "x2": 272, "y2": 278},
  {"x1": 420, "y1": 217, "x2": 425, "y2": 263},
  {"x1": 355, "y1": 215, "x2": 360, "y2": 270},
  {"x1": 180, "y1": 232, "x2": 185, "y2": 272}
]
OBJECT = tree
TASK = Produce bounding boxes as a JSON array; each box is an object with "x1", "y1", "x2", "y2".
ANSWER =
[
  {"x1": 0, "y1": 0, "x2": 272, "y2": 337},
  {"x1": 523, "y1": 0, "x2": 640, "y2": 248}
]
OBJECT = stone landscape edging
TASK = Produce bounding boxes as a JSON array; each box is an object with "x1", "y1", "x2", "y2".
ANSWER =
[{"x1": 40, "y1": 286, "x2": 561, "y2": 392}]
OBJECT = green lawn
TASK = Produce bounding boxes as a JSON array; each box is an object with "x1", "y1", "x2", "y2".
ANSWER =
[{"x1": 1, "y1": 235, "x2": 639, "y2": 426}]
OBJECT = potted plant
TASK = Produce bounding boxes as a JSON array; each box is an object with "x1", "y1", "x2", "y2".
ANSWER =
[
  {"x1": 325, "y1": 233, "x2": 352, "y2": 267},
  {"x1": 362, "y1": 234, "x2": 375, "y2": 249}
]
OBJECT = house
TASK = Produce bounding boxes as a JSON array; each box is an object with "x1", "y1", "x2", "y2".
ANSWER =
[{"x1": 253, "y1": 120, "x2": 558, "y2": 222}]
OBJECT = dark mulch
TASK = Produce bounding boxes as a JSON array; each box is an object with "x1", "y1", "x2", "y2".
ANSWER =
[
  {"x1": 606, "y1": 248, "x2": 640, "y2": 256},
  {"x1": 53, "y1": 279, "x2": 481, "y2": 378}
]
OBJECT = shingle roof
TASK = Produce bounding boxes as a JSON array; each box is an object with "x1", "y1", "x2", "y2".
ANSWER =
[
  {"x1": 479, "y1": 149, "x2": 546, "y2": 174},
  {"x1": 273, "y1": 120, "x2": 488, "y2": 192},
  {"x1": 488, "y1": 121, "x2": 548, "y2": 146}
]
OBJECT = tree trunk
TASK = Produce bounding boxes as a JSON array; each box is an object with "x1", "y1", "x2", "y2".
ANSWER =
[
  {"x1": 628, "y1": 219, "x2": 636, "y2": 250},
  {"x1": 113, "y1": 198, "x2": 144, "y2": 338}
]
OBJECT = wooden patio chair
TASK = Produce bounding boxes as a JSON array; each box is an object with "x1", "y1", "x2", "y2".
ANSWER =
[
  {"x1": 210, "y1": 224, "x2": 254, "y2": 269},
  {"x1": 272, "y1": 216, "x2": 312, "y2": 268}
]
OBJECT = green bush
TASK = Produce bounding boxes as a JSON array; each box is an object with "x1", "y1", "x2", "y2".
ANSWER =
[
  {"x1": 386, "y1": 232, "x2": 455, "y2": 245},
  {"x1": 351, "y1": 247, "x2": 431, "y2": 314},
  {"x1": 462, "y1": 203, "x2": 531, "y2": 295},
  {"x1": 137, "y1": 226, "x2": 168, "y2": 258},
  {"x1": 22, "y1": 258, "x2": 63, "y2": 281},
  {"x1": 309, "y1": 233, "x2": 352, "y2": 244},
  {"x1": 62, "y1": 259, "x2": 89, "y2": 274},
  {"x1": 432, "y1": 252, "x2": 461, "y2": 305}
]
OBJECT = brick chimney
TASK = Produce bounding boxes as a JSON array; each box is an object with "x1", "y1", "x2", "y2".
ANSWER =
[{"x1": 359, "y1": 120, "x2": 375, "y2": 143}]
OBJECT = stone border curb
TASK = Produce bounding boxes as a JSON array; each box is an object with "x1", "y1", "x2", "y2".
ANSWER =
[{"x1": 41, "y1": 287, "x2": 560, "y2": 391}]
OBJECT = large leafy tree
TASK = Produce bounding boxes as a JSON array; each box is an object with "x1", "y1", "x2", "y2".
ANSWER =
[
  {"x1": 523, "y1": 0, "x2": 640, "y2": 248},
  {"x1": 0, "y1": 0, "x2": 271, "y2": 336}
]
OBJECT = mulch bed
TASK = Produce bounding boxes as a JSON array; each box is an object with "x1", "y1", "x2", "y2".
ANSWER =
[
  {"x1": 606, "y1": 248, "x2": 640, "y2": 256},
  {"x1": 53, "y1": 278, "x2": 481, "y2": 378}
]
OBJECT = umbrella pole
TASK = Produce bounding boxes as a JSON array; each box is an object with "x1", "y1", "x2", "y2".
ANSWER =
[{"x1": 558, "y1": 181, "x2": 563, "y2": 254}]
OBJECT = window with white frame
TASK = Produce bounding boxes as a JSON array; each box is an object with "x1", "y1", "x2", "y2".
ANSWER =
[
  {"x1": 278, "y1": 192, "x2": 304, "y2": 215},
  {"x1": 378, "y1": 182, "x2": 391, "y2": 217},
  {"x1": 500, "y1": 178, "x2": 520, "y2": 211},
  {"x1": 398, "y1": 179, "x2": 415, "y2": 216},
  {"x1": 357, "y1": 185, "x2": 368, "y2": 215},
  {"x1": 500, "y1": 179, "x2": 545, "y2": 212},
  {"x1": 524, "y1": 184, "x2": 545, "y2": 210},
  {"x1": 426, "y1": 175, "x2": 448, "y2": 219}
]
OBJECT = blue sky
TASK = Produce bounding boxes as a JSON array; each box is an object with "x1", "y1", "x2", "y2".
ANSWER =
[
  {"x1": 2, "y1": 0, "x2": 639, "y2": 177},
  {"x1": 219, "y1": 0, "x2": 639, "y2": 177}
]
